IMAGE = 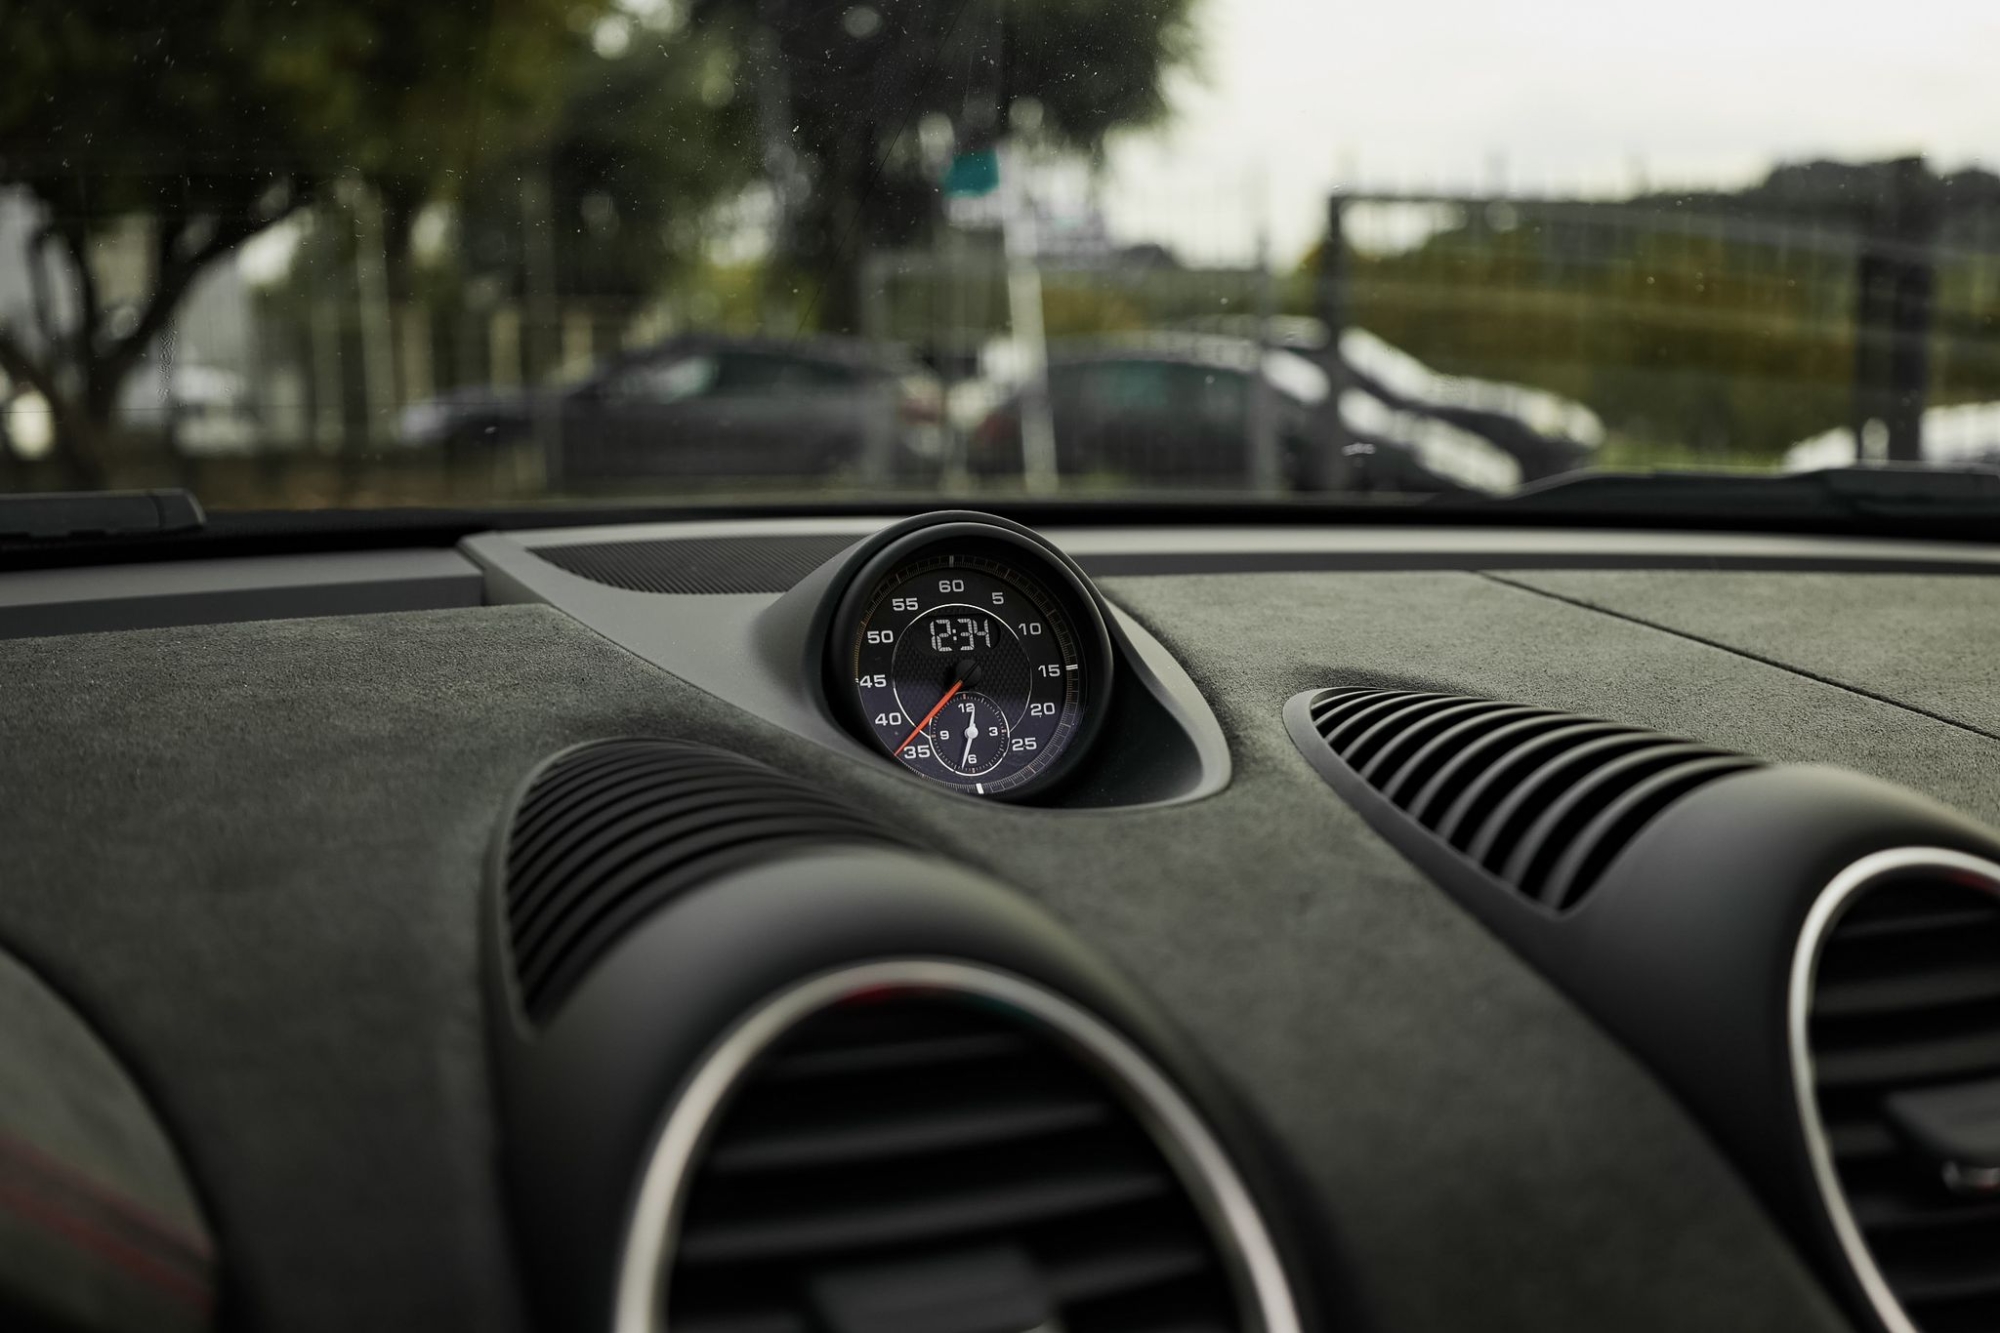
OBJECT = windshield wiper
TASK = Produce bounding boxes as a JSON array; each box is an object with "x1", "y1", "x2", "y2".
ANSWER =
[
  {"x1": 1493, "y1": 466, "x2": 2000, "y2": 520},
  {"x1": 0, "y1": 489, "x2": 206, "y2": 541}
]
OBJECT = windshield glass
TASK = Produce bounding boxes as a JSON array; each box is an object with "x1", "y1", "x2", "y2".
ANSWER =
[{"x1": 2, "y1": 0, "x2": 1995, "y2": 510}]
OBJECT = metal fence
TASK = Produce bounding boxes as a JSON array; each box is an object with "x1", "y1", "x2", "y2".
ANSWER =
[
  {"x1": 1323, "y1": 172, "x2": 2000, "y2": 468},
  {"x1": 11, "y1": 164, "x2": 2000, "y2": 504}
]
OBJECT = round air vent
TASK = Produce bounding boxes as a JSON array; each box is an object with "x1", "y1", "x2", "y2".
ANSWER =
[
  {"x1": 615, "y1": 961, "x2": 1300, "y2": 1333},
  {"x1": 1792, "y1": 848, "x2": 2000, "y2": 1333}
]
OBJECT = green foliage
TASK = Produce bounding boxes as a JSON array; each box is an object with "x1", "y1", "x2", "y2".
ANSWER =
[
  {"x1": 0, "y1": 0, "x2": 1197, "y2": 481},
  {"x1": 691, "y1": 0, "x2": 1198, "y2": 330},
  {"x1": 1318, "y1": 197, "x2": 2000, "y2": 461},
  {"x1": 1040, "y1": 283, "x2": 1150, "y2": 337},
  {"x1": 453, "y1": 9, "x2": 762, "y2": 299},
  {"x1": 0, "y1": 0, "x2": 591, "y2": 478},
  {"x1": 1, "y1": 0, "x2": 581, "y2": 225}
]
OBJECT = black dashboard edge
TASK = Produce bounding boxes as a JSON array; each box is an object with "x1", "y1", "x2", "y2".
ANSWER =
[
  {"x1": 0, "y1": 548, "x2": 484, "y2": 640},
  {"x1": 17, "y1": 492, "x2": 2000, "y2": 575}
]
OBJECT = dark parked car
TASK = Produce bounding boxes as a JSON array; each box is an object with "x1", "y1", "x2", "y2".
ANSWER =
[
  {"x1": 398, "y1": 335, "x2": 942, "y2": 483},
  {"x1": 967, "y1": 337, "x2": 1535, "y2": 494},
  {"x1": 967, "y1": 342, "x2": 1327, "y2": 487}
]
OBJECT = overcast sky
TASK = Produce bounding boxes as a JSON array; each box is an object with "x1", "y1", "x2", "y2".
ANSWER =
[{"x1": 1099, "y1": 0, "x2": 2000, "y2": 264}]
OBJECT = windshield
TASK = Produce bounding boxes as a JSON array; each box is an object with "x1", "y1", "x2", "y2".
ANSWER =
[{"x1": 3, "y1": 0, "x2": 1996, "y2": 511}]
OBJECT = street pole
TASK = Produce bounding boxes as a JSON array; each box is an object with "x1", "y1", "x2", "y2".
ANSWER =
[
  {"x1": 1001, "y1": 145, "x2": 1057, "y2": 494},
  {"x1": 1851, "y1": 158, "x2": 1940, "y2": 465},
  {"x1": 1308, "y1": 190, "x2": 1360, "y2": 490},
  {"x1": 520, "y1": 168, "x2": 562, "y2": 491},
  {"x1": 1247, "y1": 205, "x2": 1281, "y2": 493},
  {"x1": 350, "y1": 180, "x2": 397, "y2": 454},
  {"x1": 754, "y1": 0, "x2": 797, "y2": 331}
]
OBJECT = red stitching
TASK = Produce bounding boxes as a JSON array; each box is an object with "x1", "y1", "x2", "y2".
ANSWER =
[
  {"x1": 0, "y1": 1177, "x2": 213, "y2": 1311},
  {"x1": 0, "y1": 1131, "x2": 213, "y2": 1260}
]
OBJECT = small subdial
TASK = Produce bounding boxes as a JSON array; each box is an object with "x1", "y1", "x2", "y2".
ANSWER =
[{"x1": 925, "y1": 691, "x2": 1013, "y2": 777}]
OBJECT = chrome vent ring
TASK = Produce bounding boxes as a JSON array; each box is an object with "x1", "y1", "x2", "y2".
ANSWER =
[
  {"x1": 1791, "y1": 848, "x2": 2000, "y2": 1333},
  {"x1": 614, "y1": 960, "x2": 1303, "y2": 1333}
]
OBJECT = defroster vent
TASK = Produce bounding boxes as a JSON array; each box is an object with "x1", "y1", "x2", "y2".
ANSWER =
[
  {"x1": 657, "y1": 969, "x2": 1289, "y2": 1333},
  {"x1": 1797, "y1": 853, "x2": 2000, "y2": 1333},
  {"x1": 500, "y1": 740, "x2": 909, "y2": 1024},
  {"x1": 1286, "y1": 687, "x2": 1763, "y2": 912}
]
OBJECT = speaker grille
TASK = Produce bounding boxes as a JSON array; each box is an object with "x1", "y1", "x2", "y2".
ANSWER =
[
  {"x1": 500, "y1": 739, "x2": 908, "y2": 1023},
  {"x1": 530, "y1": 534, "x2": 860, "y2": 594},
  {"x1": 1288, "y1": 687, "x2": 1762, "y2": 911}
]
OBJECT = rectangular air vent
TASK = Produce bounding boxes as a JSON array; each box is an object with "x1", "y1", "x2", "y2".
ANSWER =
[
  {"x1": 1287, "y1": 687, "x2": 1762, "y2": 912},
  {"x1": 501, "y1": 739, "x2": 910, "y2": 1022}
]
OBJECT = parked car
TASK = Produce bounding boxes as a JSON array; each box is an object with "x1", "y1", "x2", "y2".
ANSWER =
[
  {"x1": 966, "y1": 339, "x2": 1321, "y2": 486},
  {"x1": 966, "y1": 335, "x2": 1535, "y2": 494},
  {"x1": 398, "y1": 335, "x2": 943, "y2": 484},
  {"x1": 1784, "y1": 401, "x2": 2000, "y2": 471},
  {"x1": 1336, "y1": 327, "x2": 1601, "y2": 484}
]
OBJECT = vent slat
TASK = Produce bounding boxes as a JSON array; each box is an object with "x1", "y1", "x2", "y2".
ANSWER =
[
  {"x1": 1046, "y1": 1242, "x2": 1211, "y2": 1304},
  {"x1": 1811, "y1": 1023, "x2": 2000, "y2": 1091},
  {"x1": 1497, "y1": 744, "x2": 1724, "y2": 893},
  {"x1": 1378, "y1": 705, "x2": 1557, "y2": 807},
  {"x1": 1444, "y1": 724, "x2": 1652, "y2": 853},
  {"x1": 763, "y1": 1031, "x2": 1032, "y2": 1081},
  {"x1": 1474, "y1": 738, "x2": 1712, "y2": 883},
  {"x1": 512, "y1": 760, "x2": 846, "y2": 880},
  {"x1": 1840, "y1": 905, "x2": 2000, "y2": 942},
  {"x1": 1312, "y1": 689, "x2": 1405, "y2": 738},
  {"x1": 1408, "y1": 714, "x2": 1583, "y2": 829},
  {"x1": 1358, "y1": 699, "x2": 1514, "y2": 787},
  {"x1": 1898, "y1": 1298, "x2": 2000, "y2": 1333},
  {"x1": 1826, "y1": 1115, "x2": 1900, "y2": 1162},
  {"x1": 679, "y1": 1170, "x2": 1171, "y2": 1265},
  {"x1": 1880, "y1": 1259, "x2": 2000, "y2": 1306},
  {"x1": 1325, "y1": 694, "x2": 1458, "y2": 767},
  {"x1": 512, "y1": 786, "x2": 865, "y2": 942},
  {"x1": 1808, "y1": 873, "x2": 2000, "y2": 1332},
  {"x1": 501, "y1": 741, "x2": 907, "y2": 1023},
  {"x1": 708, "y1": 1096, "x2": 1110, "y2": 1173},
  {"x1": 1839, "y1": 884, "x2": 2000, "y2": 940},
  {"x1": 1848, "y1": 1187, "x2": 2000, "y2": 1235},
  {"x1": 513, "y1": 813, "x2": 887, "y2": 1002},
  {"x1": 512, "y1": 800, "x2": 874, "y2": 961},
  {"x1": 1287, "y1": 688, "x2": 1762, "y2": 914},
  {"x1": 508, "y1": 749, "x2": 684, "y2": 860},
  {"x1": 674, "y1": 1313, "x2": 807, "y2": 1333},
  {"x1": 1816, "y1": 960, "x2": 2000, "y2": 1020},
  {"x1": 667, "y1": 994, "x2": 1252, "y2": 1333},
  {"x1": 1537, "y1": 756, "x2": 1761, "y2": 910}
]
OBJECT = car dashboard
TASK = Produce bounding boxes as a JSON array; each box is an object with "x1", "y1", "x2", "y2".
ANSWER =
[{"x1": 4, "y1": 511, "x2": 2000, "y2": 1333}]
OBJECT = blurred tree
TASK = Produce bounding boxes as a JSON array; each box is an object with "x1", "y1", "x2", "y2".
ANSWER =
[
  {"x1": 451, "y1": 4, "x2": 761, "y2": 303},
  {"x1": 690, "y1": 0, "x2": 1197, "y2": 331},
  {"x1": 0, "y1": 0, "x2": 581, "y2": 483}
]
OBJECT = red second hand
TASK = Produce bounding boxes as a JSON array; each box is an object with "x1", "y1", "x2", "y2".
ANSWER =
[{"x1": 894, "y1": 679, "x2": 964, "y2": 757}]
